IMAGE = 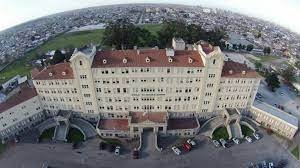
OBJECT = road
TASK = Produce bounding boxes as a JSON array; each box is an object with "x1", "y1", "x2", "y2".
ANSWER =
[
  {"x1": 257, "y1": 80, "x2": 300, "y2": 118},
  {"x1": 0, "y1": 129, "x2": 299, "y2": 168}
]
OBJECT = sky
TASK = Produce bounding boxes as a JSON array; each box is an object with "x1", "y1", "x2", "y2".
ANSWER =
[{"x1": 0, "y1": 0, "x2": 300, "y2": 33}]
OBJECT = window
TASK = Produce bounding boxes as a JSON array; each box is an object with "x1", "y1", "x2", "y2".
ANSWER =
[
  {"x1": 79, "y1": 60, "x2": 83, "y2": 66},
  {"x1": 86, "y1": 102, "x2": 92, "y2": 105},
  {"x1": 213, "y1": 59, "x2": 216, "y2": 64},
  {"x1": 84, "y1": 94, "x2": 91, "y2": 98},
  {"x1": 82, "y1": 85, "x2": 89, "y2": 89},
  {"x1": 80, "y1": 75, "x2": 87, "y2": 79}
]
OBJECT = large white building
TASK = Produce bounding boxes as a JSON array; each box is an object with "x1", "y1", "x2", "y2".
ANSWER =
[{"x1": 1, "y1": 40, "x2": 296, "y2": 140}]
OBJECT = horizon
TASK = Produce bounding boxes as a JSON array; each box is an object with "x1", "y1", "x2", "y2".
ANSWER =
[{"x1": 0, "y1": 1, "x2": 300, "y2": 34}]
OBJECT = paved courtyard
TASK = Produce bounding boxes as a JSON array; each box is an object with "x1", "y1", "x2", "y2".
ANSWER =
[{"x1": 0, "y1": 129, "x2": 299, "y2": 168}]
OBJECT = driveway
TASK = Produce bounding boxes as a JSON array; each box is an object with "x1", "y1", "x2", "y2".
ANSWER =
[{"x1": 0, "y1": 129, "x2": 299, "y2": 168}]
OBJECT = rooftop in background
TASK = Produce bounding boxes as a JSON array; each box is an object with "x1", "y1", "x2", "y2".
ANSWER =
[
  {"x1": 0, "y1": 84, "x2": 37, "y2": 113},
  {"x1": 130, "y1": 112, "x2": 167, "y2": 123},
  {"x1": 221, "y1": 61, "x2": 261, "y2": 78},
  {"x1": 167, "y1": 118, "x2": 199, "y2": 130},
  {"x1": 92, "y1": 49, "x2": 204, "y2": 68},
  {"x1": 31, "y1": 62, "x2": 74, "y2": 80},
  {"x1": 253, "y1": 100, "x2": 298, "y2": 127},
  {"x1": 196, "y1": 41, "x2": 215, "y2": 55},
  {"x1": 98, "y1": 119, "x2": 129, "y2": 131}
]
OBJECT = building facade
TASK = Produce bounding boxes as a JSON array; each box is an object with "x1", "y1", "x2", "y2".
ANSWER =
[{"x1": 1, "y1": 40, "x2": 274, "y2": 140}]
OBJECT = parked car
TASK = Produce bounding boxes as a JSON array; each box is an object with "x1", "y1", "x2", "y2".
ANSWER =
[
  {"x1": 253, "y1": 132, "x2": 261, "y2": 140},
  {"x1": 245, "y1": 136, "x2": 253, "y2": 143},
  {"x1": 268, "y1": 162, "x2": 274, "y2": 168},
  {"x1": 115, "y1": 146, "x2": 120, "y2": 155},
  {"x1": 132, "y1": 148, "x2": 139, "y2": 159},
  {"x1": 262, "y1": 161, "x2": 268, "y2": 168},
  {"x1": 99, "y1": 142, "x2": 107, "y2": 150},
  {"x1": 187, "y1": 139, "x2": 196, "y2": 146},
  {"x1": 232, "y1": 137, "x2": 240, "y2": 144},
  {"x1": 280, "y1": 92, "x2": 284, "y2": 96},
  {"x1": 277, "y1": 159, "x2": 288, "y2": 168},
  {"x1": 183, "y1": 142, "x2": 192, "y2": 152},
  {"x1": 212, "y1": 140, "x2": 220, "y2": 147},
  {"x1": 219, "y1": 138, "x2": 227, "y2": 148},
  {"x1": 171, "y1": 146, "x2": 181, "y2": 155}
]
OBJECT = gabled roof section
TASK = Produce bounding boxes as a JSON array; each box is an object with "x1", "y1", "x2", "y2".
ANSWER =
[
  {"x1": 221, "y1": 61, "x2": 261, "y2": 78},
  {"x1": 92, "y1": 49, "x2": 204, "y2": 68},
  {"x1": 0, "y1": 85, "x2": 38, "y2": 113},
  {"x1": 31, "y1": 62, "x2": 74, "y2": 80}
]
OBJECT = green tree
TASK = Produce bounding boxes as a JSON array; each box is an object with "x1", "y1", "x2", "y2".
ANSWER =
[
  {"x1": 265, "y1": 72, "x2": 280, "y2": 92},
  {"x1": 246, "y1": 44, "x2": 254, "y2": 51},
  {"x1": 263, "y1": 47, "x2": 271, "y2": 55},
  {"x1": 254, "y1": 61, "x2": 263, "y2": 71},
  {"x1": 51, "y1": 50, "x2": 65, "y2": 65},
  {"x1": 281, "y1": 67, "x2": 296, "y2": 82},
  {"x1": 295, "y1": 61, "x2": 300, "y2": 69}
]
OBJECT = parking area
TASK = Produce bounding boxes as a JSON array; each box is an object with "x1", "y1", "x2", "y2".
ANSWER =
[{"x1": 0, "y1": 128, "x2": 299, "y2": 168}]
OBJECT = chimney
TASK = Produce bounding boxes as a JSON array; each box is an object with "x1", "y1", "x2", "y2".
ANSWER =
[
  {"x1": 133, "y1": 46, "x2": 137, "y2": 50},
  {"x1": 229, "y1": 70, "x2": 233, "y2": 74}
]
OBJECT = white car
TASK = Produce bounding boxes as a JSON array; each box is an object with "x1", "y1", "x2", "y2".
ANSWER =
[
  {"x1": 232, "y1": 137, "x2": 240, "y2": 144},
  {"x1": 212, "y1": 140, "x2": 220, "y2": 147},
  {"x1": 187, "y1": 139, "x2": 196, "y2": 146},
  {"x1": 245, "y1": 136, "x2": 253, "y2": 143},
  {"x1": 219, "y1": 138, "x2": 227, "y2": 148},
  {"x1": 171, "y1": 146, "x2": 181, "y2": 155},
  {"x1": 253, "y1": 132, "x2": 260, "y2": 140},
  {"x1": 114, "y1": 146, "x2": 120, "y2": 155}
]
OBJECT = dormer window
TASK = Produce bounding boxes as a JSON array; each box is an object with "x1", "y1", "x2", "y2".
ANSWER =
[
  {"x1": 242, "y1": 71, "x2": 246, "y2": 75},
  {"x1": 49, "y1": 72, "x2": 53, "y2": 76},
  {"x1": 123, "y1": 58, "x2": 127, "y2": 64},
  {"x1": 188, "y1": 57, "x2": 193, "y2": 63},
  {"x1": 229, "y1": 70, "x2": 233, "y2": 74},
  {"x1": 145, "y1": 57, "x2": 150, "y2": 63},
  {"x1": 168, "y1": 57, "x2": 173, "y2": 63},
  {"x1": 103, "y1": 59, "x2": 107, "y2": 64},
  {"x1": 62, "y1": 71, "x2": 66, "y2": 76}
]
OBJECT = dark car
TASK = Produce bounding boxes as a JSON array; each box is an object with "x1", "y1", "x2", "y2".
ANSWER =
[
  {"x1": 99, "y1": 142, "x2": 107, "y2": 150},
  {"x1": 108, "y1": 144, "x2": 116, "y2": 152},
  {"x1": 133, "y1": 148, "x2": 139, "y2": 159}
]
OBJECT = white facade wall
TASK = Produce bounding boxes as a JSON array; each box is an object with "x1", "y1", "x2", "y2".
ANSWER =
[
  {"x1": 216, "y1": 78, "x2": 260, "y2": 110},
  {"x1": 33, "y1": 79, "x2": 82, "y2": 113},
  {"x1": 0, "y1": 96, "x2": 43, "y2": 138}
]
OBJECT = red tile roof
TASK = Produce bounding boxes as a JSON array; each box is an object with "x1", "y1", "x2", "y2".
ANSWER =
[
  {"x1": 221, "y1": 61, "x2": 261, "y2": 78},
  {"x1": 167, "y1": 118, "x2": 199, "y2": 130},
  {"x1": 92, "y1": 49, "x2": 204, "y2": 68},
  {"x1": 98, "y1": 119, "x2": 129, "y2": 131},
  {"x1": 0, "y1": 86, "x2": 38, "y2": 113},
  {"x1": 130, "y1": 112, "x2": 167, "y2": 123},
  {"x1": 31, "y1": 62, "x2": 74, "y2": 80}
]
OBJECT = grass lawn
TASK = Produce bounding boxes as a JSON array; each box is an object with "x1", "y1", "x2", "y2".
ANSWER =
[
  {"x1": 0, "y1": 143, "x2": 6, "y2": 154},
  {"x1": 212, "y1": 126, "x2": 229, "y2": 140},
  {"x1": 292, "y1": 145, "x2": 299, "y2": 159},
  {"x1": 241, "y1": 125, "x2": 254, "y2": 136},
  {"x1": 257, "y1": 55, "x2": 279, "y2": 62},
  {"x1": 0, "y1": 24, "x2": 163, "y2": 84},
  {"x1": 67, "y1": 128, "x2": 84, "y2": 143},
  {"x1": 39, "y1": 127, "x2": 55, "y2": 141},
  {"x1": 101, "y1": 137, "x2": 122, "y2": 146}
]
